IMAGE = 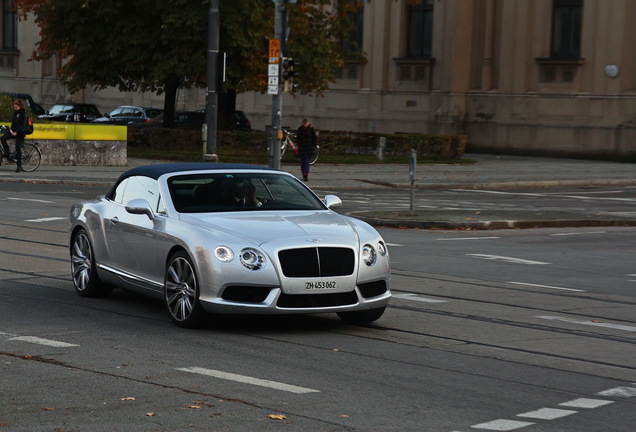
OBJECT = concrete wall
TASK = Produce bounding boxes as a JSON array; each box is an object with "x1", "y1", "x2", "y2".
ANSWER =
[{"x1": 36, "y1": 140, "x2": 127, "y2": 166}]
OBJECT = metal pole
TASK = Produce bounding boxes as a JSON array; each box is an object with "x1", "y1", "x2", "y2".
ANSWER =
[
  {"x1": 204, "y1": 0, "x2": 220, "y2": 161},
  {"x1": 410, "y1": 149, "x2": 417, "y2": 216},
  {"x1": 269, "y1": 0, "x2": 284, "y2": 169}
]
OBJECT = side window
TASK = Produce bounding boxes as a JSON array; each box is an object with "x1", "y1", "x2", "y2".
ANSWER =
[
  {"x1": 551, "y1": 0, "x2": 582, "y2": 58},
  {"x1": 407, "y1": 0, "x2": 434, "y2": 58},
  {"x1": 111, "y1": 176, "x2": 164, "y2": 213}
]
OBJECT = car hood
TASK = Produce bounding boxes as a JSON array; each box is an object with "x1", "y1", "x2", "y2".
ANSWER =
[{"x1": 181, "y1": 211, "x2": 360, "y2": 246}]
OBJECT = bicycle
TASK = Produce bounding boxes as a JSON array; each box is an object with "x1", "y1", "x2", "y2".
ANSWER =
[
  {"x1": 280, "y1": 128, "x2": 319, "y2": 165},
  {"x1": 0, "y1": 125, "x2": 42, "y2": 172}
]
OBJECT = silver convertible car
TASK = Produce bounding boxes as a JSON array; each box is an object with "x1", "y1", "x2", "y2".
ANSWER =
[{"x1": 69, "y1": 163, "x2": 391, "y2": 327}]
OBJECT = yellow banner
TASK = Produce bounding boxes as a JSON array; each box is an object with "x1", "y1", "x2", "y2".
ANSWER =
[{"x1": 1, "y1": 122, "x2": 127, "y2": 141}]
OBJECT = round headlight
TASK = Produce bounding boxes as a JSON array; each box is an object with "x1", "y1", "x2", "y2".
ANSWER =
[
  {"x1": 214, "y1": 246, "x2": 234, "y2": 262},
  {"x1": 362, "y1": 244, "x2": 377, "y2": 266},
  {"x1": 378, "y1": 241, "x2": 387, "y2": 257},
  {"x1": 240, "y1": 248, "x2": 266, "y2": 270}
]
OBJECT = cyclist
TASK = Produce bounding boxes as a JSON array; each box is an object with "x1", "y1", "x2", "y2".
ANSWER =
[
  {"x1": 296, "y1": 118, "x2": 318, "y2": 181},
  {"x1": 1, "y1": 99, "x2": 28, "y2": 172}
]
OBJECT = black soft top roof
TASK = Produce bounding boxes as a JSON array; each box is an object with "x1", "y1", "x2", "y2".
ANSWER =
[{"x1": 116, "y1": 162, "x2": 279, "y2": 182}]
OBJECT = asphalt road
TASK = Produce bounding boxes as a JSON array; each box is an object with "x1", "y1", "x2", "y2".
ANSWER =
[{"x1": 0, "y1": 183, "x2": 634, "y2": 431}]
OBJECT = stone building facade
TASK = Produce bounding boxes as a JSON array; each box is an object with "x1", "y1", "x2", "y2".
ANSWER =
[{"x1": 2, "y1": 0, "x2": 635, "y2": 159}]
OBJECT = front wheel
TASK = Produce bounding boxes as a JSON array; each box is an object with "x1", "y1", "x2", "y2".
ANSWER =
[
  {"x1": 337, "y1": 306, "x2": 386, "y2": 324},
  {"x1": 164, "y1": 251, "x2": 205, "y2": 328},
  {"x1": 20, "y1": 143, "x2": 42, "y2": 172},
  {"x1": 70, "y1": 230, "x2": 112, "y2": 297}
]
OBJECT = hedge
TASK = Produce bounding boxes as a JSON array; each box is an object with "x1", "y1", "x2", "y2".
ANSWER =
[{"x1": 132, "y1": 128, "x2": 467, "y2": 160}]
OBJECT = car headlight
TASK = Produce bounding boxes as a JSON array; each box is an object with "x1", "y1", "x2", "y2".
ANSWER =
[
  {"x1": 362, "y1": 244, "x2": 377, "y2": 266},
  {"x1": 214, "y1": 246, "x2": 234, "y2": 262},
  {"x1": 378, "y1": 241, "x2": 387, "y2": 256},
  {"x1": 240, "y1": 248, "x2": 266, "y2": 270}
]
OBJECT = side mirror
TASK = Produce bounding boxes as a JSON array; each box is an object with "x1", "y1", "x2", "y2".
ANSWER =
[
  {"x1": 324, "y1": 194, "x2": 342, "y2": 209},
  {"x1": 125, "y1": 199, "x2": 154, "y2": 219}
]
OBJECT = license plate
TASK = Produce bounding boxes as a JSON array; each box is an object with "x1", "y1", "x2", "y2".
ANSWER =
[{"x1": 305, "y1": 281, "x2": 337, "y2": 290}]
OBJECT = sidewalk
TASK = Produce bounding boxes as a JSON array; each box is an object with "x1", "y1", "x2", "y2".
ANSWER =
[{"x1": 1, "y1": 154, "x2": 635, "y2": 229}]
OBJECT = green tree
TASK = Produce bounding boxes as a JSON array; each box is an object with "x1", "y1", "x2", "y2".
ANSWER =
[{"x1": 17, "y1": 0, "x2": 364, "y2": 128}]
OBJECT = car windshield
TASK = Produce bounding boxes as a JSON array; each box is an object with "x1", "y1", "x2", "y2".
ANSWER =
[
  {"x1": 49, "y1": 105, "x2": 74, "y2": 114},
  {"x1": 168, "y1": 173, "x2": 326, "y2": 213}
]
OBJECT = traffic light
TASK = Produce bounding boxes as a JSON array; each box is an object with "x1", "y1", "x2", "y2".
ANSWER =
[{"x1": 281, "y1": 57, "x2": 299, "y2": 93}]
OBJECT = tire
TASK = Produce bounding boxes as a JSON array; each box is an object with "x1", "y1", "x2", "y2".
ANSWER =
[
  {"x1": 70, "y1": 230, "x2": 112, "y2": 297},
  {"x1": 164, "y1": 251, "x2": 205, "y2": 328},
  {"x1": 310, "y1": 145, "x2": 320, "y2": 165},
  {"x1": 20, "y1": 143, "x2": 42, "y2": 172},
  {"x1": 337, "y1": 306, "x2": 386, "y2": 324},
  {"x1": 280, "y1": 139, "x2": 287, "y2": 158}
]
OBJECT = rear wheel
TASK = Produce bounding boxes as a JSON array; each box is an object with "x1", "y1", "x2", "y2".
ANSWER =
[
  {"x1": 164, "y1": 251, "x2": 205, "y2": 328},
  {"x1": 20, "y1": 143, "x2": 41, "y2": 172},
  {"x1": 71, "y1": 230, "x2": 112, "y2": 297},
  {"x1": 337, "y1": 306, "x2": 386, "y2": 324}
]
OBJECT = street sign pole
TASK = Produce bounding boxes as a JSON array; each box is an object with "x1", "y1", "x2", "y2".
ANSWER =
[
  {"x1": 204, "y1": 0, "x2": 219, "y2": 161},
  {"x1": 269, "y1": 0, "x2": 284, "y2": 169}
]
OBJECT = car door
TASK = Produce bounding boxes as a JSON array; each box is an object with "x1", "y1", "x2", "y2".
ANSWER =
[{"x1": 104, "y1": 175, "x2": 171, "y2": 292}]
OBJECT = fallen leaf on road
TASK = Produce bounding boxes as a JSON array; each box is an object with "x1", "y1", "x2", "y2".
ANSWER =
[
  {"x1": 268, "y1": 414, "x2": 287, "y2": 420},
  {"x1": 120, "y1": 397, "x2": 136, "y2": 401},
  {"x1": 145, "y1": 413, "x2": 156, "y2": 417}
]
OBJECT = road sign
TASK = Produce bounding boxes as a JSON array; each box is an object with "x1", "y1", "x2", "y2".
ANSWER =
[
  {"x1": 268, "y1": 76, "x2": 279, "y2": 85},
  {"x1": 269, "y1": 39, "x2": 280, "y2": 62},
  {"x1": 268, "y1": 85, "x2": 279, "y2": 95},
  {"x1": 268, "y1": 64, "x2": 279, "y2": 76}
]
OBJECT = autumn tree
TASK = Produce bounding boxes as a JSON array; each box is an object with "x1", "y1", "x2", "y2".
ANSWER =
[{"x1": 17, "y1": 0, "x2": 364, "y2": 128}]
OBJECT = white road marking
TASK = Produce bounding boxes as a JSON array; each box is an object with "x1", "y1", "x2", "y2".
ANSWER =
[
  {"x1": 177, "y1": 366, "x2": 320, "y2": 394},
  {"x1": 25, "y1": 217, "x2": 66, "y2": 222},
  {"x1": 8, "y1": 336, "x2": 79, "y2": 347},
  {"x1": 468, "y1": 254, "x2": 550, "y2": 265},
  {"x1": 597, "y1": 386, "x2": 636, "y2": 398},
  {"x1": 393, "y1": 293, "x2": 447, "y2": 303},
  {"x1": 516, "y1": 408, "x2": 577, "y2": 420},
  {"x1": 537, "y1": 316, "x2": 636, "y2": 332},
  {"x1": 470, "y1": 419, "x2": 535, "y2": 430},
  {"x1": 457, "y1": 189, "x2": 636, "y2": 202},
  {"x1": 559, "y1": 398, "x2": 614, "y2": 409},
  {"x1": 508, "y1": 281, "x2": 585, "y2": 292},
  {"x1": 550, "y1": 231, "x2": 605, "y2": 236},
  {"x1": 437, "y1": 237, "x2": 500, "y2": 241},
  {"x1": 7, "y1": 197, "x2": 54, "y2": 203}
]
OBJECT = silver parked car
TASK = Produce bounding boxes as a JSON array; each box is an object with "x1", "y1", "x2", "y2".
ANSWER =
[{"x1": 69, "y1": 163, "x2": 391, "y2": 328}]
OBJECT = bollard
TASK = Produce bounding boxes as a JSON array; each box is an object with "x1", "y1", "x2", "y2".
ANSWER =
[{"x1": 377, "y1": 136, "x2": 386, "y2": 161}]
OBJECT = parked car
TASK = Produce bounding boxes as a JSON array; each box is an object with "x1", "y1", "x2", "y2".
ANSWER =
[
  {"x1": 233, "y1": 110, "x2": 252, "y2": 130},
  {"x1": 38, "y1": 103, "x2": 101, "y2": 123},
  {"x1": 128, "y1": 110, "x2": 250, "y2": 145},
  {"x1": 69, "y1": 163, "x2": 391, "y2": 328},
  {"x1": 4, "y1": 93, "x2": 45, "y2": 116},
  {"x1": 92, "y1": 105, "x2": 163, "y2": 125}
]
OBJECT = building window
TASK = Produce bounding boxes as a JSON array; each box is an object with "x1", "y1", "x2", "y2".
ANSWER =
[
  {"x1": 407, "y1": 0, "x2": 434, "y2": 58},
  {"x1": 346, "y1": 6, "x2": 363, "y2": 52},
  {"x1": 2, "y1": 0, "x2": 17, "y2": 50},
  {"x1": 551, "y1": 0, "x2": 582, "y2": 58}
]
